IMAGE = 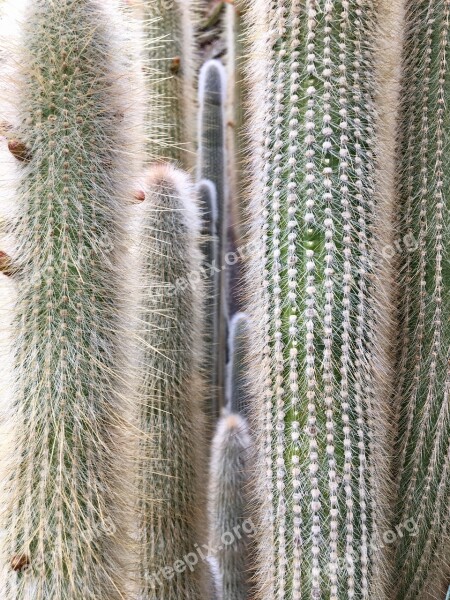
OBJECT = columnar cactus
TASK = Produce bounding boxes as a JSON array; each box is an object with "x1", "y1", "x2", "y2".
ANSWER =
[
  {"x1": 226, "y1": 312, "x2": 250, "y2": 416},
  {"x1": 198, "y1": 59, "x2": 228, "y2": 412},
  {"x1": 208, "y1": 412, "x2": 252, "y2": 600},
  {"x1": 0, "y1": 0, "x2": 448, "y2": 599},
  {"x1": 243, "y1": 1, "x2": 392, "y2": 598},
  {"x1": 393, "y1": 0, "x2": 450, "y2": 597},
  {"x1": 142, "y1": 0, "x2": 197, "y2": 167},
  {"x1": 197, "y1": 178, "x2": 221, "y2": 421},
  {"x1": 198, "y1": 59, "x2": 227, "y2": 237},
  {"x1": 0, "y1": 1, "x2": 145, "y2": 598},
  {"x1": 137, "y1": 164, "x2": 210, "y2": 600}
]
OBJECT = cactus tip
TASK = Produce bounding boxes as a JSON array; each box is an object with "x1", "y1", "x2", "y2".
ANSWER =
[{"x1": 198, "y1": 59, "x2": 227, "y2": 105}]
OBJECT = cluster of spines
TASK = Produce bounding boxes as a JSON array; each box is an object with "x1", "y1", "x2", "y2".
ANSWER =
[
  {"x1": 137, "y1": 164, "x2": 210, "y2": 600},
  {"x1": 0, "y1": 0, "x2": 145, "y2": 598},
  {"x1": 243, "y1": 0, "x2": 390, "y2": 598},
  {"x1": 393, "y1": 0, "x2": 450, "y2": 597}
]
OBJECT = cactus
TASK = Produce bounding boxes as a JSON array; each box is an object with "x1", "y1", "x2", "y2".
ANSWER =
[
  {"x1": 197, "y1": 59, "x2": 228, "y2": 413},
  {"x1": 198, "y1": 59, "x2": 227, "y2": 237},
  {"x1": 242, "y1": 1, "x2": 393, "y2": 598},
  {"x1": 223, "y1": 3, "x2": 248, "y2": 319},
  {"x1": 197, "y1": 178, "x2": 221, "y2": 421},
  {"x1": 392, "y1": 0, "x2": 450, "y2": 598},
  {"x1": 0, "y1": 0, "x2": 145, "y2": 598},
  {"x1": 224, "y1": 0, "x2": 247, "y2": 244},
  {"x1": 208, "y1": 412, "x2": 252, "y2": 600},
  {"x1": 137, "y1": 164, "x2": 210, "y2": 600},
  {"x1": 142, "y1": 0, "x2": 197, "y2": 168},
  {"x1": 226, "y1": 312, "x2": 249, "y2": 416},
  {"x1": 0, "y1": 1, "x2": 449, "y2": 599}
]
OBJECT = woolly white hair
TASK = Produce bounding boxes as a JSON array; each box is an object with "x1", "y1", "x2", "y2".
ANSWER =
[
  {"x1": 136, "y1": 163, "x2": 210, "y2": 600},
  {"x1": 0, "y1": 1, "x2": 146, "y2": 597},
  {"x1": 208, "y1": 412, "x2": 252, "y2": 600},
  {"x1": 369, "y1": 0, "x2": 407, "y2": 595}
]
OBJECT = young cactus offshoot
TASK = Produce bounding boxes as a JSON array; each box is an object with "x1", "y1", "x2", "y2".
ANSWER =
[
  {"x1": 197, "y1": 178, "x2": 221, "y2": 422},
  {"x1": 226, "y1": 312, "x2": 250, "y2": 416}
]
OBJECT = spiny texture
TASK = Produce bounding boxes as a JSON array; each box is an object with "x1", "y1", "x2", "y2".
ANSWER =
[
  {"x1": 198, "y1": 59, "x2": 227, "y2": 412},
  {"x1": 225, "y1": 0, "x2": 247, "y2": 243},
  {"x1": 208, "y1": 412, "x2": 252, "y2": 600},
  {"x1": 197, "y1": 179, "x2": 221, "y2": 421},
  {"x1": 208, "y1": 556, "x2": 223, "y2": 600},
  {"x1": 393, "y1": 0, "x2": 450, "y2": 598},
  {"x1": 137, "y1": 165, "x2": 209, "y2": 600},
  {"x1": 244, "y1": 1, "x2": 391, "y2": 598},
  {"x1": 142, "y1": 0, "x2": 197, "y2": 168},
  {"x1": 0, "y1": 0, "x2": 145, "y2": 598},
  {"x1": 198, "y1": 59, "x2": 227, "y2": 241},
  {"x1": 369, "y1": 0, "x2": 404, "y2": 587},
  {"x1": 226, "y1": 312, "x2": 250, "y2": 416}
]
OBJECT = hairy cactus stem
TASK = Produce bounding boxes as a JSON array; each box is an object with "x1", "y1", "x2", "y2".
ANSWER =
[
  {"x1": 0, "y1": 1, "x2": 146, "y2": 597},
  {"x1": 137, "y1": 163, "x2": 210, "y2": 600}
]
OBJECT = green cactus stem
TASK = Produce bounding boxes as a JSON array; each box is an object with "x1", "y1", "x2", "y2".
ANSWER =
[
  {"x1": 242, "y1": 0, "x2": 392, "y2": 598},
  {"x1": 137, "y1": 164, "x2": 210, "y2": 600},
  {"x1": 0, "y1": 0, "x2": 145, "y2": 598},
  {"x1": 197, "y1": 59, "x2": 228, "y2": 413},
  {"x1": 225, "y1": 0, "x2": 247, "y2": 245}
]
